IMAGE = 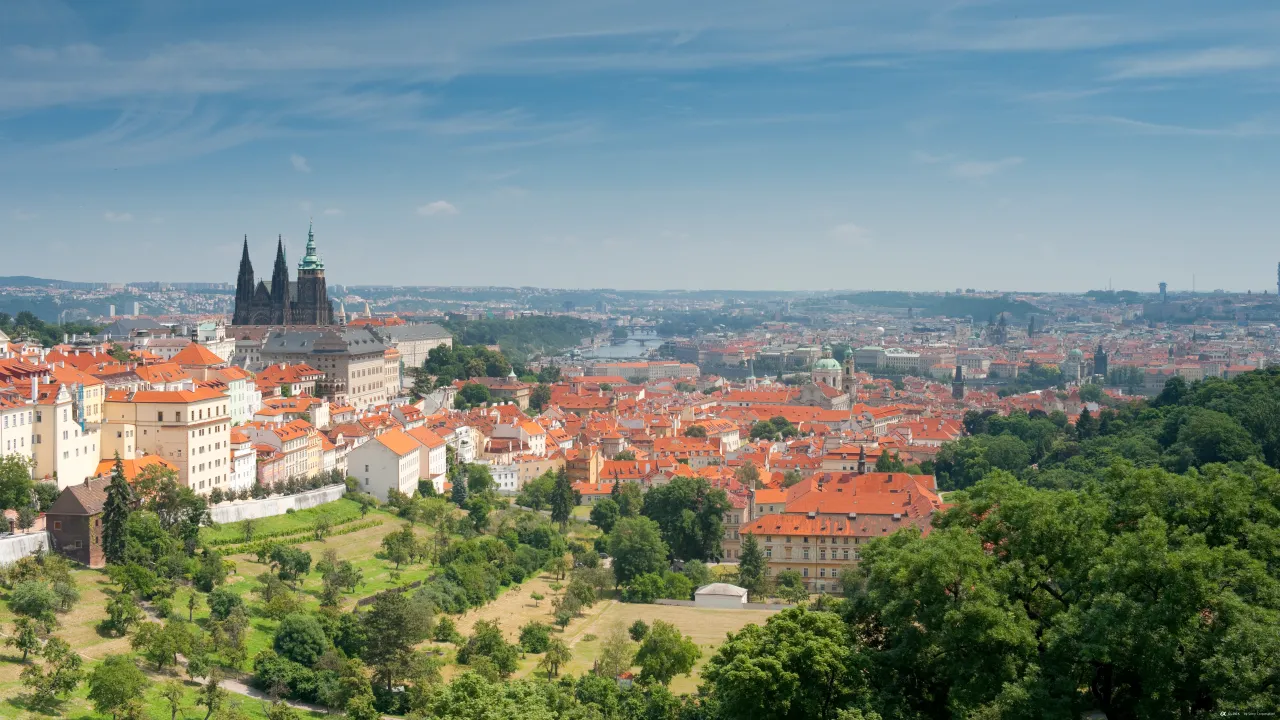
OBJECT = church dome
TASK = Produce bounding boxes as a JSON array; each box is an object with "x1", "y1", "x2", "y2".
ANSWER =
[{"x1": 814, "y1": 358, "x2": 842, "y2": 371}]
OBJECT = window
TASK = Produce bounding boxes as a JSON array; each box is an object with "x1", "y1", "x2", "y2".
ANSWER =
[
  {"x1": 820, "y1": 568, "x2": 827, "y2": 578},
  {"x1": 843, "y1": 549, "x2": 850, "y2": 560},
  {"x1": 158, "y1": 411, "x2": 164, "y2": 421},
  {"x1": 53, "y1": 521, "x2": 62, "y2": 531},
  {"x1": 802, "y1": 568, "x2": 809, "y2": 577},
  {"x1": 802, "y1": 548, "x2": 810, "y2": 560}
]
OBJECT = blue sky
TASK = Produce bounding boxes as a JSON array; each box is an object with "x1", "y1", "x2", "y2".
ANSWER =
[{"x1": 2, "y1": 0, "x2": 1279, "y2": 291}]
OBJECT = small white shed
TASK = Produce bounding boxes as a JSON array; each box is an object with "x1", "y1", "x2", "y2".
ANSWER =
[{"x1": 694, "y1": 582, "x2": 749, "y2": 609}]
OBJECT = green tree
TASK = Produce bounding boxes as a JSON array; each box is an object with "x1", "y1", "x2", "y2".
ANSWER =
[
  {"x1": 456, "y1": 382, "x2": 492, "y2": 408},
  {"x1": 456, "y1": 620, "x2": 519, "y2": 679},
  {"x1": 737, "y1": 533, "x2": 767, "y2": 598},
  {"x1": 101, "y1": 455, "x2": 134, "y2": 565},
  {"x1": 596, "y1": 622, "x2": 635, "y2": 679},
  {"x1": 628, "y1": 619, "x2": 649, "y2": 641},
  {"x1": 874, "y1": 452, "x2": 905, "y2": 473},
  {"x1": 782, "y1": 469, "x2": 805, "y2": 488},
  {"x1": 9, "y1": 580, "x2": 58, "y2": 621},
  {"x1": 704, "y1": 607, "x2": 864, "y2": 720},
  {"x1": 274, "y1": 613, "x2": 330, "y2": 666},
  {"x1": 614, "y1": 481, "x2": 643, "y2": 517},
  {"x1": 5, "y1": 617, "x2": 44, "y2": 661},
  {"x1": 538, "y1": 638, "x2": 572, "y2": 678},
  {"x1": 196, "y1": 670, "x2": 227, "y2": 720},
  {"x1": 608, "y1": 516, "x2": 669, "y2": 585},
  {"x1": 634, "y1": 620, "x2": 700, "y2": 686},
  {"x1": 103, "y1": 593, "x2": 144, "y2": 636},
  {"x1": 641, "y1": 476, "x2": 732, "y2": 561},
  {"x1": 88, "y1": 655, "x2": 150, "y2": 720},
  {"x1": 450, "y1": 469, "x2": 469, "y2": 507},
  {"x1": 549, "y1": 468, "x2": 576, "y2": 532},
  {"x1": 589, "y1": 497, "x2": 620, "y2": 533},
  {"x1": 734, "y1": 462, "x2": 761, "y2": 488},
  {"x1": 20, "y1": 636, "x2": 83, "y2": 709},
  {"x1": 683, "y1": 424, "x2": 707, "y2": 438},
  {"x1": 518, "y1": 621, "x2": 552, "y2": 653},
  {"x1": 157, "y1": 680, "x2": 186, "y2": 720},
  {"x1": 207, "y1": 588, "x2": 243, "y2": 621},
  {"x1": 0, "y1": 453, "x2": 35, "y2": 511},
  {"x1": 362, "y1": 590, "x2": 433, "y2": 690},
  {"x1": 516, "y1": 471, "x2": 556, "y2": 510},
  {"x1": 529, "y1": 384, "x2": 553, "y2": 411}
]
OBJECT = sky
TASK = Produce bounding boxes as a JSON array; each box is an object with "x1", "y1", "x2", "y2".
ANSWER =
[{"x1": 2, "y1": 0, "x2": 1280, "y2": 292}]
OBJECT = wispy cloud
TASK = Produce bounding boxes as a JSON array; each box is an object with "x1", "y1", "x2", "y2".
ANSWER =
[
  {"x1": 913, "y1": 151, "x2": 1023, "y2": 179},
  {"x1": 417, "y1": 200, "x2": 458, "y2": 216},
  {"x1": 323, "y1": 208, "x2": 343, "y2": 216},
  {"x1": 1062, "y1": 114, "x2": 1280, "y2": 138},
  {"x1": 11, "y1": 210, "x2": 37, "y2": 221},
  {"x1": 104, "y1": 211, "x2": 133, "y2": 222},
  {"x1": 290, "y1": 154, "x2": 311, "y2": 172},
  {"x1": 829, "y1": 223, "x2": 870, "y2": 242},
  {"x1": 1108, "y1": 47, "x2": 1275, "y2": 80},
  {"x1": 951, "y1": 157, "x2": 1023, "y2": 178}
]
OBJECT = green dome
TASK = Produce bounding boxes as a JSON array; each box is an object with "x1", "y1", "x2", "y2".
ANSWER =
[{"x1": 814, "y1": 358, "x2": 842, "y2": 371}]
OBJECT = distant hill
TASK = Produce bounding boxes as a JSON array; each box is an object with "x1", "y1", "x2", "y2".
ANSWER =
[
  {"x1": 833, "y1": 291, "x2": 1044, "y2": 319},
  {"x1": 0, "y1": 276, "x2": 69, "y2": 287}
]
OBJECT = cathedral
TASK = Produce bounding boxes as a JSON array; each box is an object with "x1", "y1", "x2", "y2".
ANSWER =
[{"x1": 232, "y1": 223, "x2": 335, "y2": 326}]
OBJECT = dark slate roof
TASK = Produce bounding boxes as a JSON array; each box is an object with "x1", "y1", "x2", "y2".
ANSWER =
[
  {"x1": 97, "y1": 318, "x2": 168, "y2": 340},
  {"x1": 262, "y1": 327, "x2": 387, "y2": 356},
  {"x1": 47, "y1": 476, "x2": 112, "y2": 516},
  {"x1": 377, "y1": 323, "x2": 451, "y2": 343}
]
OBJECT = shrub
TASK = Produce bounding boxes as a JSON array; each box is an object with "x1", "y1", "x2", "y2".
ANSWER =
[
  {"x1": 274, "y1": 613, "x2": 330, "y2": 666},
  {"x1": 629, "y1": 619, "x2": 649, "y2": 641},
  {"x1": 519, "y1": 621, "x2": 552, "y2": 653}
]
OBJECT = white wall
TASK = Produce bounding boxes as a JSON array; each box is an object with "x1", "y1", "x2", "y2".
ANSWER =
[
  {"x1": 0, "y1": 532, "x2": 51, "y2": 566},
  {"x1": 208, "y1": 484, "x2": 346, "y2": 524}
]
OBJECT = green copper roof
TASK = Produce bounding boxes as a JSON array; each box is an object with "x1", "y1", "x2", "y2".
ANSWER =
[{"x1": 298, "y1": 220, "x2": 324, "y2": 271}]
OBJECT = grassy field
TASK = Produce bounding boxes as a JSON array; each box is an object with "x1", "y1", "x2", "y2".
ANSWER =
[
  {"x1": 0, "y1": 505, "x2": 430, "y2": 717},
  {"x1": 4, "y1": 677, "x2": 328, "y2": 720},
  {"x1": 201, "y1": 498, "x2": 365, "y2": 545},
  {"x1": 439, "y1": 570, "x2": 778, "y2": 693}
]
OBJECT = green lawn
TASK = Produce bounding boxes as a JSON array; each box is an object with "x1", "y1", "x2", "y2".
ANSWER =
[
  {"x1": 4, "y1": 677, "x2": 328, "y2": 720},
  {"x1": 201, "y1": 498, "x2": 365, "y2": 545}
]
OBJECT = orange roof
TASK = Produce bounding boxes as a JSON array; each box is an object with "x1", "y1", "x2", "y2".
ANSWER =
[
  {"x1": 135, "y1": 363, "x2": 192, "y2": 385},
  {"x1": 94, "y1": 454, "x2": 177, "y2": 480},
  {"x1": 406, "y1": 426, "x2": 447, "y2": 449},
  {"x1": 375, "y1": 428, "x2": 420, "y2": 456},
  {"x1": 126, "y1": 388, "x2": 225, "y2": 404},
  {"x1": 171, "y1": 343, "x2": 225, "y2": 367}
]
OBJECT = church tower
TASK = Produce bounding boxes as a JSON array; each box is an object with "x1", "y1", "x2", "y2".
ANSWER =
[
  {"x1": 269, "y1": 235, "x2": 291, "y2": 324},
  {"x1": 952, "y1": 364, "x2": 965, "y2": 400},
  {"x1": 295, "y1": 221, "x2": 333, "y2": 325},
  {"x1": 232, "y1": 236, "x2": 256, "y2": 326},
  {"x1": 231, "y1": 224, "x2": 336, "y2": 326}
]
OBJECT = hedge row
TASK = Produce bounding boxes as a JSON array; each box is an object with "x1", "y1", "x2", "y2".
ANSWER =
[
  {"x1": 205, "y1": 512, "x2": 367, "y2": 548},
  {"x1": 214, "y1": 518, "x2": 384, "y2": 555}
]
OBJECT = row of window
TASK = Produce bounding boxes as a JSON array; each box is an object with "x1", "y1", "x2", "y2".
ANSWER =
[
  {"x1": 157, "y1": 405, "x2": 229, "y2": 423},
  {"x1": 766, "y1": 535, "x2": 859, "y2": 545},
  {"x1": 765, "y1": 547, "x2": 860, "y2": 561},
  {"x1": 1, "y1": 411, "x2": 32, "y2": 428}
]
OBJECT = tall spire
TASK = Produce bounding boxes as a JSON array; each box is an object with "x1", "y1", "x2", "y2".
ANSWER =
[
  {"x1": 299, "y1": 219, "x2": 324, "y2": 271},
  {"x1": 270, "y1": 233, "x2": 290, "y2": 320}
]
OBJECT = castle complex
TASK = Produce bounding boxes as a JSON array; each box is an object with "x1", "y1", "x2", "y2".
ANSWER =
[{"x1": 232, "y1": 223, "x2": 334, "y2": 326}]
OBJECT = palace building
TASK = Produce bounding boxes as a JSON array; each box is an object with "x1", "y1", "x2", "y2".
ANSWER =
[{"x1": 232, "y1": 222, "x2": 334, "y2": 326}]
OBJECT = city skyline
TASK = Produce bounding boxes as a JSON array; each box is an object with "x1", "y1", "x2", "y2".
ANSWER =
[{"x1": 3, "y1": 0, "x2": 1280, "y2": 290}]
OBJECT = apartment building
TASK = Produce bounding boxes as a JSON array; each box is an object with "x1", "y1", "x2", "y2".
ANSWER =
[
  {"x1": 260, "y1": 328, "x2": 390, "y2": 410},
  {"x1": 347, "y1": 428, "x2": 420, "y2": 501},
  {"x1": 105, "y1": 387, "x2": 232, "y2": 494}
]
